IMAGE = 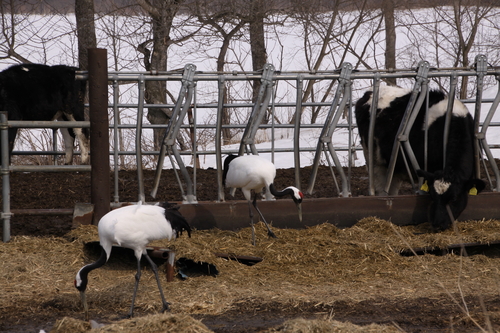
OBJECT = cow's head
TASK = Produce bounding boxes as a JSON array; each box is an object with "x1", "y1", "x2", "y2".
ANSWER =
[{"x1": 417, "y1": 169, "x2": 485, "y2": 231}]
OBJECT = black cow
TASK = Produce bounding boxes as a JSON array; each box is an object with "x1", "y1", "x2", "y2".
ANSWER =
[
  {"x1": 355, "y1": 85, "x2": 485, "y2": 231},
  {"x1": 0, "y1": 63, "x2": 90, "y2": 164}
]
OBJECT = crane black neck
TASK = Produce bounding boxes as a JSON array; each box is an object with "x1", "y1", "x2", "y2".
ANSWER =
[
  {"x1": 269, "y1": 183, "x2": 293, "y2": 198},
  {"x1": 75, "y1": 246, "x2": 108, "y2": 292}
]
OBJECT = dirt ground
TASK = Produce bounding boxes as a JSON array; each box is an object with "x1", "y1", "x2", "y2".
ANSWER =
[{"x1": 1, "y1": 166, "x2": 500, "y2": 332}]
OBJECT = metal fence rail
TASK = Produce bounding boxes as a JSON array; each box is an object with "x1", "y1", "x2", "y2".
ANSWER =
[
  {"x1": 101, "y1": 57, "x2": 500, "y2": 204},
  {"x1": 2, "y1": 55, "x2": 500, "y2": 242}
]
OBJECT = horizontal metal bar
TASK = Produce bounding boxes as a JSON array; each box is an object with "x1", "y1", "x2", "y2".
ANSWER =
[
  {"x1": 78, "y1": 67, "x2": 500, "y2": 83},
  {"x1": 9, "y1": 165, "x2": 91, "y2": 172},
  {"x1": 7, "y1": 120, "x2": 90, "y2": 128},
  {"x1": 11, "y1": 208, "x2": 73, "y2": 216}
]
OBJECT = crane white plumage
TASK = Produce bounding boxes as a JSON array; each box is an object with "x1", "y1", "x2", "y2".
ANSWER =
[
  {"x1": 223, "y1": 154, "x2": 303, "y2": 244},
  {"x1": 74, "y1": 201, "x2": 191, "y2": 319}
]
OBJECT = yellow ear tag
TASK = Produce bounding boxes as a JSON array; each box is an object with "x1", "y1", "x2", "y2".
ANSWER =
[
  {"x1": 420, "y1": 180, "x2": 429, "y2": 192},
  {"x1": 469, "y1": 186, "x2": 478, "y2": 195}
]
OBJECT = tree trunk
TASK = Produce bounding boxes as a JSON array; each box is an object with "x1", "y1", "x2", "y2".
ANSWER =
[
  {"x1": 383, "y1": 0, "x2": 397, "y2": 86},
  {"x1": 136, "y1": 0, "x2": 180, "y2": 150},
  {"x1": 75, "y1": 0, "x2": 97, "y2": 70},
  {"x1": 249, "y1": 0, "x2": 267, "y2": 109}
]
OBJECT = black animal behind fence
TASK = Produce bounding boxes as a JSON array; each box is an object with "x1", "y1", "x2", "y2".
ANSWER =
[{"x1": 0, "y1": 63, "x2": 90, "y2": 164}]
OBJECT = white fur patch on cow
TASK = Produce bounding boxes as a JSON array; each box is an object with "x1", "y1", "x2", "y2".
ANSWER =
[
  {"x1": 366, "y1": 85, "x2": 411, "y2": 110},
  {"x1": 425, "y1": 98, "x2": 469, "y2": 128},
  {"x1": 434, "y1": 179, "x2": 451, "y2": 195}
]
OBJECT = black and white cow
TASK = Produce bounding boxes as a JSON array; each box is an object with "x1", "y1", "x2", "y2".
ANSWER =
[
  {"x1": 355, "y1": 85, "x2": 485, "y2": 231},
  {"x1": 0, "y1": 63, "x2": 90, "y2": 164}
]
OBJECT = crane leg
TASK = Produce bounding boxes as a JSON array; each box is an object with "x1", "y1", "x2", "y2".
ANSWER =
[
  {"x1": 247, "y1": 201, "x2": 256, "y2": 246},
  {"x1": 128, "y1": 259, "x2": 142, "y2": 318},
  {"x1": 252, "y1": 195, "x2": 277, "y2": 239},
  {"x1": 144, "y1": 253, "x2": 170, "y2": 312}
]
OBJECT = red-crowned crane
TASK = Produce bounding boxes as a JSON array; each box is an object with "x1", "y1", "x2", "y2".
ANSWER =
[
  {"x1": 74, "y1": 201, "x2": 191, "y2": 319},
  {"x1": 223, "y1": 154, "x2": 303, "y2": 245}
]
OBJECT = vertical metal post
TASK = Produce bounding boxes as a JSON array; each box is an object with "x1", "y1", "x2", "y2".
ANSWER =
[
  {"x1": 112, "y1": 76, "x2": 120, "y2": 203},
  {"x1": 294, "y1": 75, "x2": 303, "y2": 189},
  {"x1": 136, "y1": 75, "x2": 145, "y2": 202},
  {"x1": 367, "y1": 75, "x2": 382, "y2": 196},
  {"x1": 442, "y1": 74, "x2": 458, "y2": 169},
  {"x1": 306, "y1": 63, "x2": 352, "y2": 197},
  {"x1": 474, "y1": 55, "x2": 487, "y2": 179},
  {"x1": 88, "y1": 48, "x2": 110, "y2": 224},
  {"x1": 237, "y1": 63, "x2": 275, "y2": 156},
  {"x1": 216, "y1": 77, "x2": 226, "y2": 202},
  {"x1": 1, "y1": 112, "x2": 11, "y2": 242},
  {"x1": 383, "y1": 61, "x2": 429, "y2": 194},
  {"x1": 150, "y1": 64, "x2": 197, "y2": 203},
  {"x1": 478, "y1": 74, "x2": 500, "y2": 192}
]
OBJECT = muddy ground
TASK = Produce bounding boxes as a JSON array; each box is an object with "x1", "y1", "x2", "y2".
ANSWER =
[{"x1": 1, "y1": 166, "x2": 500, "y2": 332}]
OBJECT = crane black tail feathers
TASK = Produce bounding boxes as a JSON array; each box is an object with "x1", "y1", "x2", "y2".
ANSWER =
[
  {"x1": 222, "y1": 154, "x2": 239, "y2": 186},
  {"x1": 159, "y1": 201, "x2": 192, "y2": 238}
]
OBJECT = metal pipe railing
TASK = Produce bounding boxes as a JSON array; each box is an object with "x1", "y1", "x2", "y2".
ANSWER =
[{"x1": 3, "y1": 57, "x2": 500, "y2": 243}]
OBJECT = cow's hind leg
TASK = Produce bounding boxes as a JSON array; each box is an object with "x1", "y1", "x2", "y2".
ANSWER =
[
  {"x1": 63, "y1": 114, "x2": 90, "y2": 164},
  {"x1": 60, "y1": 127, "x2": 75, "y2": 164}
]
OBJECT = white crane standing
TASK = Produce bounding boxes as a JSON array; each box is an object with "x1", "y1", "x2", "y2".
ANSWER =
[
  {"x1": 74, "y1": 201, "x2": 191, "y2": 319},
  {"x1": 223, "y1": 154, "x2": 303, "y2": 245}
]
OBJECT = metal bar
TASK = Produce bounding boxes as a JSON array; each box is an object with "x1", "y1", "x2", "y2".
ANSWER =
[
  {"x1": 136, "y1": 75, "x2": 145, "y2": 202},
  {"x1": 112, "y1": 76, "x2": 120, "y2": 203},
  {"x1": 384, "y1": 61, "x2": 430, "y2": 195},
  {"x1": 442, "y1": 74, "x2": 458, "y2": 169},
  {"x1": 237, "y1": 63, "x2": 275, "y2": 156},
  {"x1": 216, "y1": 78, "x2": 226, "y2": 202},
  {"x1": 9, "y1": 165, "x2": 91, "y2": 172},
  {"x1": 8, "y1": 120, "x2": 90, "y2": 128},
  {"x1": 367, "y1": 75, "x2": 382, "y2": 196},
  {"x1": 1, "y1": 112, "x2": 11, "y2": 242},
  {"x1": 324, "y1": 64, "x2": 352, "y2": 197},
  {"x1": 150, "y1": 64, "x2": 197, "y2": 201},
  {"x1": 400, "y1": 80, "x2": 429, "y2": 178},
  {"x1": 479, "y1": 74, "x2": 500, "y2": 191},
  {"x1": 11, "y1": 208, "x2": 73, "y2": 215},
  {"x1": 306, "y1": 63, "x2": 352, "y2": 195},
  {"x1": 474, "y1": 55, "x2": 488, "y2": 180},
  {"x1": 294, "y1": 75, "x2": 303, "y2": 188}
]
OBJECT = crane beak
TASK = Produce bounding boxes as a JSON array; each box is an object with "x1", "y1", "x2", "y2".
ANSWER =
[
  {"x1": 80, "y1": 290, "x2": 89, "y2": 321},
  {"x1": 296, "y1": 202, "x2": 303, "y2": 223}
]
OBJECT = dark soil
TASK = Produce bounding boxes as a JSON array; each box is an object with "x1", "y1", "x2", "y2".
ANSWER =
[
  {"x1": 5, "y1": 165, "x2": 415, "y2": 237},
  {"x1": 196, "y1": 295, "x2": 500, "y2": 333}
]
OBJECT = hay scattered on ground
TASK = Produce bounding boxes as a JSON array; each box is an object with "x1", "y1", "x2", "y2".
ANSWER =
[
  {"x1": 264, "y1": 317, "x2": 401, "y2": 333},
  {"x1": 3, "y1": 217, "x2": 500, "y2": 332},
  {"x1": 50, "y1": 313, "x2": 212, "y2": 333},
  {"x1": 48, "y1": 314, "x2": 401, "y2": 333}
]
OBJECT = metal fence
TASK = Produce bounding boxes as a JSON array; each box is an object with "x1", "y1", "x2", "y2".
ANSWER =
[{"x1": 2, "y1": 54, "x2": 500, "y2": 242}]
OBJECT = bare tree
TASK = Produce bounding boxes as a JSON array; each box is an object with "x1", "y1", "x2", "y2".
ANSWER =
[
  {"x1": 135, "y1": 0, "x2": 201, "y2": 150},
  {"x1": 248, "y1": 0, "x2": 268, "y2": 103},
  {"x1": 451, "y1": 0, "x2": 494, "y2": 98},
  {"x1": 0, "y1": 0, "x2": 33, "y2": 63},
  {"x1": 75, "y1": 0, "x2": 97, "y2": 70},
  {"x1": 289, "y1": 0, "x2": 379, "y2": 124},
  {"x1": 193, "y1": 0, "x2": 247, "y2": 144},
  {"x1": 400, "y1": 0, "x2": 497, "y2": 97},
  {"x1": 382, "y1": 0, "x2": 396, "y2": 86}
]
